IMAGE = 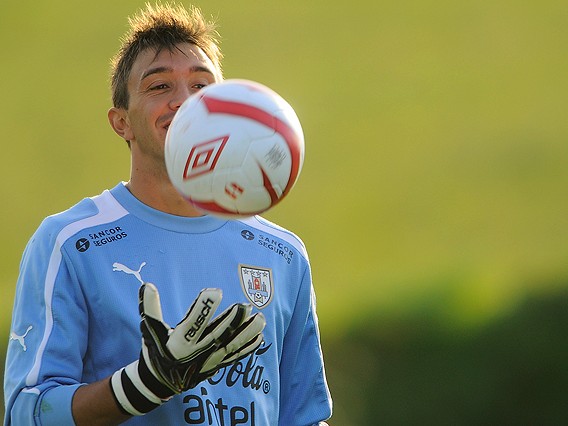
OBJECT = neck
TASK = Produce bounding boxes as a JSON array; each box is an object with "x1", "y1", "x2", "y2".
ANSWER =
[
  {"x1": 125, "y1": 173, "x2": 204, "y2": 218},
  {"x1": 126, "y1": 137, "x2": 205, "y2": 217}
]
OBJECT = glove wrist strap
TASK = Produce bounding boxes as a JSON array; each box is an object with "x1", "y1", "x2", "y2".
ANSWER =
[{"x1": 110, "y1": 359, "x2": 171, "y2": 416}]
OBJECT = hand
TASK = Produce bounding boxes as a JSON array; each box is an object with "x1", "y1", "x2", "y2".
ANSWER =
[{"x1": 110, "y1": 283, "x2": 266, "y2": 416}]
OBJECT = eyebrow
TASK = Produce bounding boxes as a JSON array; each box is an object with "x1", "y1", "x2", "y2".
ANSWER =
[{"x1": 140, "y1": 65, "x2": 215, "y2": 82}]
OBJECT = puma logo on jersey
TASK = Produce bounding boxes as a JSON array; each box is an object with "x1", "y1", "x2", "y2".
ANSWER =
[
  {"x1": 10, "y1": 325, "x2": 33, "y2": 351},
  {"x1": 113, "y1": 261, "x2": 147, "y2": 284}
]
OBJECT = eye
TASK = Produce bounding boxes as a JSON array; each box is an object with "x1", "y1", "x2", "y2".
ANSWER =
[
  {"x1": 192, "y1": 83, "x2": 208, "y2": 90},
  {"x1": 150, "y1": 83, "x2": 169, "y2": 91}
]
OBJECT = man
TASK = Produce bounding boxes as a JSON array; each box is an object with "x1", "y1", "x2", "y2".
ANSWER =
[{"x1": 3, "y1": 3, "x2": 332, "y2": 426}]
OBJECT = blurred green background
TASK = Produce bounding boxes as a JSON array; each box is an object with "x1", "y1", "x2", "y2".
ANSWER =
[{"x1": 2, "y1": 0, "x2": 568, "y2": 424}]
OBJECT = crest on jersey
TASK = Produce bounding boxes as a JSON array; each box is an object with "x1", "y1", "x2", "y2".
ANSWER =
[{"x1": 239, "y1": 265, "x2": 273, "y2": 309}]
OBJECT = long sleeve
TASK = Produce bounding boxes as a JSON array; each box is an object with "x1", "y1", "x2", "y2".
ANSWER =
[
  {"x1": 4, "y1": 220, "x2": 89, "y2": 426},
  {"x1": 278, "y1": 266, "x2": 332, "y2": 426}
]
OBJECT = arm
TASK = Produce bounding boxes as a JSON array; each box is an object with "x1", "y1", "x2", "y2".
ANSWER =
[
  {"x1": 4, "y1": 231, "x2": 125, "y2": 426},
  {"x1": 279, "y1": 268, "x2": 333, "y2": 426},
  {"x1": 4, "y1": 225, "x2": 90, "y2": 426},
  {"x1": 75, "y1": 285, "x2": 267, "y2": 425},
  {"x1": 5, "y1": 224, "x2": 264, "y2": 425},
  {"x1": 72, "y1": 379, "x2": 130, "y2": 426},
  {"x1": 7, "y1": 283, "x2": 264, "y2": 425}
]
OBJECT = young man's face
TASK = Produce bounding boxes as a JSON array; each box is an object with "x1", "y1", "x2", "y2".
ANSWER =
[{"x1": 117, "y1": 43, "x2": 220, "y2": 166}]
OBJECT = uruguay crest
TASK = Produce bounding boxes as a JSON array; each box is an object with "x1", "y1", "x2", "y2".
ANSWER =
[{"x1": 239, "y1": 265, "x2": 273, "y2": 309}]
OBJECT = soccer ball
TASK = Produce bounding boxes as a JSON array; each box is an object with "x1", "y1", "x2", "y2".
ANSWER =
[{"x1": 165, "y1": 79, "x2": 305, "y2": 217}]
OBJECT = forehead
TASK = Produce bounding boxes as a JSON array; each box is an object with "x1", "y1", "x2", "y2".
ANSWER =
[{"x1": 129, "y1": 43, "x2": 219, "y2": 84}]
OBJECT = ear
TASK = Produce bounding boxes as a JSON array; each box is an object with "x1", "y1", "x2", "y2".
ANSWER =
[{"x1": 108, "y1": 107, "x2": 134, "y2": 141}]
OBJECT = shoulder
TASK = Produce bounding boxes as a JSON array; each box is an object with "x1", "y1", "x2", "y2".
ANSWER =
[
  {"x1": 236, "y1": 215, "x2": 309, "y2": 260},
  {"x1": 31, "y1": 188, "x2": 128, "y2": 250}
]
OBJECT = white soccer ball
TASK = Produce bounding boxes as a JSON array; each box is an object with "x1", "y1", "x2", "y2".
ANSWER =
[{"x1": 165, "y1": 79, "x2": 305, "y2": 217}]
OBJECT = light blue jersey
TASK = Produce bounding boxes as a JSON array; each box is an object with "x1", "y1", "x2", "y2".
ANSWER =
[{"x1": 4, "y1": 183, "x2": 332, "y2": 426}]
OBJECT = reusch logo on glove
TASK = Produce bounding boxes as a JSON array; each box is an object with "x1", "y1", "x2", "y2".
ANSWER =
[{"x1": 185, "y1": 298, "x2": 216, "y2": 340}]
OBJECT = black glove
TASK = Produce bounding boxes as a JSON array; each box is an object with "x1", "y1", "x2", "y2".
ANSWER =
[{"x1": 111, "y1": 283, "x2": 266, "y2": 415}]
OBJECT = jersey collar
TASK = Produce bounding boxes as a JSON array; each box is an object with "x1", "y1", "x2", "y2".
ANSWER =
[{"x1": 109, "y1": 182, "x2": 228, "y2": 233}]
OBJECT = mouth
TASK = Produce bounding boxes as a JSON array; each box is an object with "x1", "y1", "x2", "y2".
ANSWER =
[
  {"x1": 160, "y1": 113, "x2": 176, "y2": 133},
  {"x1": 162, "y1": 119, "x2": 172, "y2": 133}
]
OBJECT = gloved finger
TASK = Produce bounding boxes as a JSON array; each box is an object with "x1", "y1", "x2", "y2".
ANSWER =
[
  {"x1": 167, "y1": 288, "x2": 222, "y2": 358},
  {"x1": 139, "y1": 284, "x2": 172, "y2": 358},
  {"x1": 201, "y1": 303, "x2": 252, "y2": 341},
  {"x1": 222, "y1": 312, "x2": 266, "y2": 356},
  {"x1": 200, "y1": 312, "x2": 265, "y2": 373},
  {"x1": 198, "y1": 338, "x2": 264, "y2": 381},
  {"x1": 139, "y1": 283, "x2": 167, "y2": 324},
  {"x1": 219, "y1": 333, "x2": 264, "y2": 366}
]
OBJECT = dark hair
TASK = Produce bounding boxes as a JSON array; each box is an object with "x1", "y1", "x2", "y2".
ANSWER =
[{"x1": 110, "y1": 2, "x2": 223, "y2": 109}]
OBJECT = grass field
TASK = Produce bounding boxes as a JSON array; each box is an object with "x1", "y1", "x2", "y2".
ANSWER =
[{"x1": 2, "y1": 1, "x2": 568, "y2": 424}]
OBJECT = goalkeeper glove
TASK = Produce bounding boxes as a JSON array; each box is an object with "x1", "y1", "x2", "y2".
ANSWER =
[{"x1": 110, "y1": 283, "x2": 266, "y2": 416}]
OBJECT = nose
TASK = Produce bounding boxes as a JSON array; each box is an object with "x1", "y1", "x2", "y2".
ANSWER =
[{"x1": 169, "y1": 85, "x2": 192, "y2": 110}]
